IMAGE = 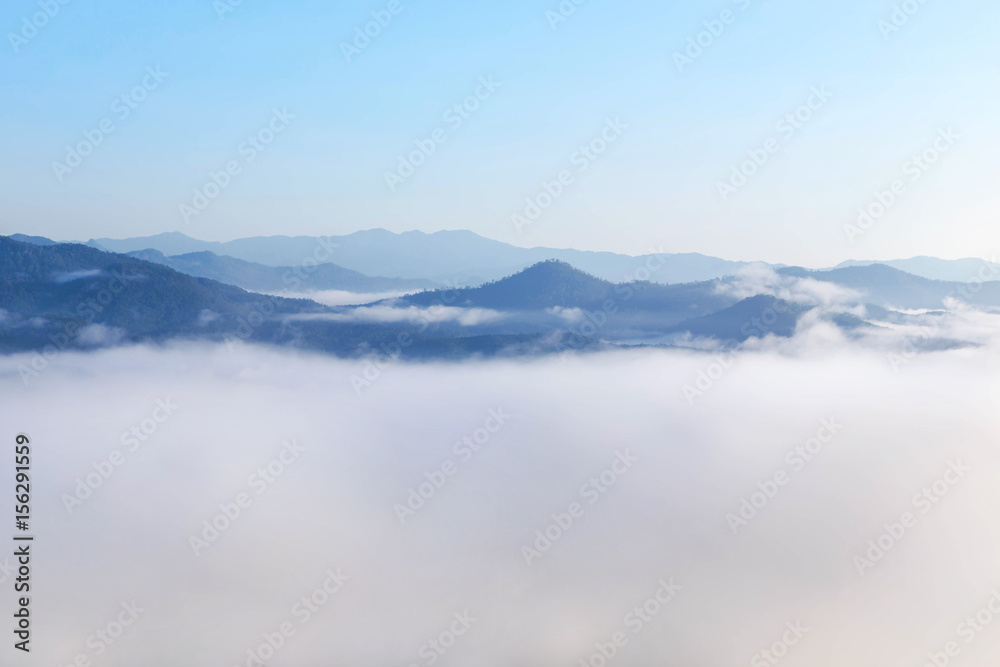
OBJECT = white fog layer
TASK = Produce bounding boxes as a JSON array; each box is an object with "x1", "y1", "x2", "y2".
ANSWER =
[{"x1": 2, "y1": 339, "x2": 1000, "y2": 666}]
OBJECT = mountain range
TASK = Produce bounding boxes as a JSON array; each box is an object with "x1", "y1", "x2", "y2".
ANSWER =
[
  {"x1": 123, "y1": 248, "x2": 436, "y2": 294},
  {"x1": 3, "y1": 235, "x2": 997, "y2": 361},
  {"x1": 834, "y1": 257, "x2": 1000, "y2": 283},
  {"x1": 78, "y1": 230, "x2": 751, "y2": 285},
  {"x1": 12, "y1": 229, "x2": 993, "y2": 286}
]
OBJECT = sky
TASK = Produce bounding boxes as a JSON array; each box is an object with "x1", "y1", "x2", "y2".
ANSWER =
[{"x1": 1, "y1": 0, "x2": 998, "y2": 267}]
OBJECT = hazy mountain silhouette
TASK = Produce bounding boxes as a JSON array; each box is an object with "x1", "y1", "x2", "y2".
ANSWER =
[
  {"x1": 397, "y1": 260, "x2": 736, "y2": 317},
  {"x1": 0, "y1": 236, "x2": 331, "y2": 353},
  {"x1": 665, "y1": 295, "x2": 803, "y2": 342},
  {"x1": 835, "y1": 257, "x2": 1000, "y2": 282},
  {"x1": 85, "y1": 229, "x2": 754, "y2": 285},
  {"x1": 0, "y1": 239, "x2": 594, "y2": 358},
  {"x1": 8, "y1": 233, "x2": 57, "y2": 246},
  {"x1": 779, "y1": 264, "x2": 1000, "y2": 310},
  {"x1": 17, "y1": 228, "x2": 998, "y2": 285},
  {"x1": 4, "y1": 238, "x2": 999, "y2": 358},
  {"x1": 125, "y1": 248, "x2": 436, "y2": 294}
]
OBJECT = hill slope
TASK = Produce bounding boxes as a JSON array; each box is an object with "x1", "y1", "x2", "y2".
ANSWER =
[
  {"x1": 0, "y1": 237, "x2": 326, "y2": 353},
  {"x1": 0, "y1": 239, "x2": 594, "y2": 359},
  {"x1": 126, "y1": 248, "x2": 436, "y2": 294},
  {"x1": 666, "y1": 295, "x2": 804, "y2": 342},
  {"x1": 396, "y1": 260, "x2": 737, "y2": 318}
]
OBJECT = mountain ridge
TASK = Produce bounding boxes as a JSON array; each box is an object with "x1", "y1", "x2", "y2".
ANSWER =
[
  {"x1": 82, "y1": 229, "x2": 757, "y2": 285},
  {"x1": 10, "y1": 229, "x2": 995, "y2": 284},
  {"x1": 125, "y1": 248, "x2": 437, "y2": 294}
]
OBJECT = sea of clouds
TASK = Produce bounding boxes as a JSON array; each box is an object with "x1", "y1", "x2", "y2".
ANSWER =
[{"x1": 2, "y1": 327, "x2": 1000, "y2": 666}]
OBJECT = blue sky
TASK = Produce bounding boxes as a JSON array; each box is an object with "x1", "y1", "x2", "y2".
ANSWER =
[{"x1": 2, "y1": 0, "x2": 998, "y2": 266}]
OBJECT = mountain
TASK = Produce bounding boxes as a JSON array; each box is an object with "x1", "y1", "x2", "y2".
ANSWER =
[
  {"x1": 779, "y1": 264, "x2": 1000, "y2": 310},
  {"x1": 835, "y1": 257, "x2": 1000, "y2": 283},
  {"x1": 665, "y1": 295, "x2": 803, "y2": 342},
  {"x1": 84, "y1": 229, "x2": 755, "y2": 285},
  {"x1": 395, "y1": 260, "x2": 737, "y2": 320},
  {"x1": 358, "y1": 260, "x2": 1000, "y2": 345},
  {"x1": 8, "y1": 233, "x2": 57, "y2": 246},
  {"x1": 40, "y1": 228, "x2": 1000, "y2": 287},
  {"x1": 87, "y1": 231, "x2": 213, "y2": 257},
  {"x1": 125, "y1": 249, "x2": 437, "y2": 294},
  {"x1": 399, "y1": 260, "x2": 621, "y2": 310},
  {"x1": 3, "y1": 239, "x2": 998, "y2": 359},
  {"x1": 0, "y1": 236, "x2": 327, "y2": 354},
  {"x1": 0, "y1": 238, "x2": 593, "y2": 359}
]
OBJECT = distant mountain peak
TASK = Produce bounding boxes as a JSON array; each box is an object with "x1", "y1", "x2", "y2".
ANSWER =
[
  {"x1": 490, "y1": 259, "x2": 607, "y2": 288},
  {"x1": 7, "y1": 234, "x2": 57, "y2": 246},
  {"x1": 514, "y1": 258, "x2": 596, "y2": 275}
]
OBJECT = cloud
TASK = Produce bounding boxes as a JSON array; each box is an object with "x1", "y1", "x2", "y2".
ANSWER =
[
  {"x1": 546, "y1": 306, "x2": 585, "y2": 323},
  {"x1": 720, "y1": 265, "x2": 864, "y2": 310},
  {"x1": 76, "y1": 323, "x2": 126, "y2": 346},
  {"x1": 52, "y1": 269, "x2": 105, "y2": 284},
  {"x1": 267, "y1": 290, "x2": 415, "y2": 307},
  {"x1": 286, "y1": 305, "x2": 506, "y2": 327},
  {"x1": 197, "y1": 309, "x2": 219, "y2": 326},
  {"x1": 2, "y1": 329, "x2": 1000, "y2": 665}
]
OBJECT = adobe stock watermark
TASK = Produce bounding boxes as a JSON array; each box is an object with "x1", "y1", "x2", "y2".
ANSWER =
[
  {"x1": 61, "y1": 398, "x2": 180, "y2": 514},
  {"x1": 222, "y1": 237, "x2": 342, "y2": 352},
  {"x1": 673, "y1": 0, "x2": 755, "y2": 72},
  {"x1": 384, "y1": 76, "x2": 502, "y2": 192},
  {"x1": 843, "y1": 127, "x2": 958, "y2": 243},
  {"x1": 750, "y1": 621, "x2": 809, "y2": 667},
  {"x1": 404, "y1": 611, "x2": 477, "y2": 667},
  {"x1": 340, "y1": 0, "x2": 405, "y2": 63},
  {"x1": 17, "y1": 266, "x2": 141, "y2": 385},
  {"x1": 577, "y1": 578, "x2": 682, "y2": 667},
  {"x1": 56, "y1": 601, "x2": 145, "y2": 667},
  {"x1": 213, "y1": 0, "x2": 245, "y2": 20},
  {"x1": 0, "y1": 557, "x2": 15, "y2": 586},
  {"x1": 919, "y1": 589, "x2": 1000, "y2": 667},
  {"x1": 231, "y1": 568, "x2": 349, "y2": 667},
  {"x1": 520, "y1": 450, "x2": 639, "y2": 566},
  {"x1": 393, "y1": 408, "x2": 510, "y2": 524},
  {"x1": 179, "y1": 107, "x2": 294, "y2": 224},
  {"x1": 555, "y1": 250, "x2": 670, "y2": 355},
  {"x1": 717, "y1": 85, "x2": 833, "y2": 201},
  {"x1": 220, "y1": 299, "x2": 277, "y2": 352},
  {"x1": 545, "y1": 0, "x2": 590, "y2": 30},
  {"x1": 879, "y1": 0, "x2": 933, "y2": 40},
  {"x1": 682, "y1": 300, "x2": 792, "y2": 404},
  {"x1": 52, "y1": 66, "x2": 169, "y2": 183},
  {"x1": 726, "y1": 418, "x2": 843, "y2": 535},
  {"x1": 511, "y1": 117, "x2": 628, "y2": 234},
  {"x1": 852, "y1": 459, "x2": 970, "y2": 575},
  {"x1": 887, "y1": 257, "x2": 1000, "y2": 372},
  {"x1": 349, "y1": 275, "x2": 469, "y2": 395},
  {"x1": 188, "y1": 439, "x2": 306, "y2": 556},
  {"x1": 7, "y1": 0, "x2": 72, "y2": 54}
]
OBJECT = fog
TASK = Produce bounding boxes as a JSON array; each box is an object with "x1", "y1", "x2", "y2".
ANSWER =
[
  {"x1": 3, "y1": 332, "x2": 1000, "y2": 666},
  {"x1": 267, "y1": 290, "x2": 413, "y2": 307},
  {"x1": 285, "y1": 304, "x2": 506, "y2": 326}
]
